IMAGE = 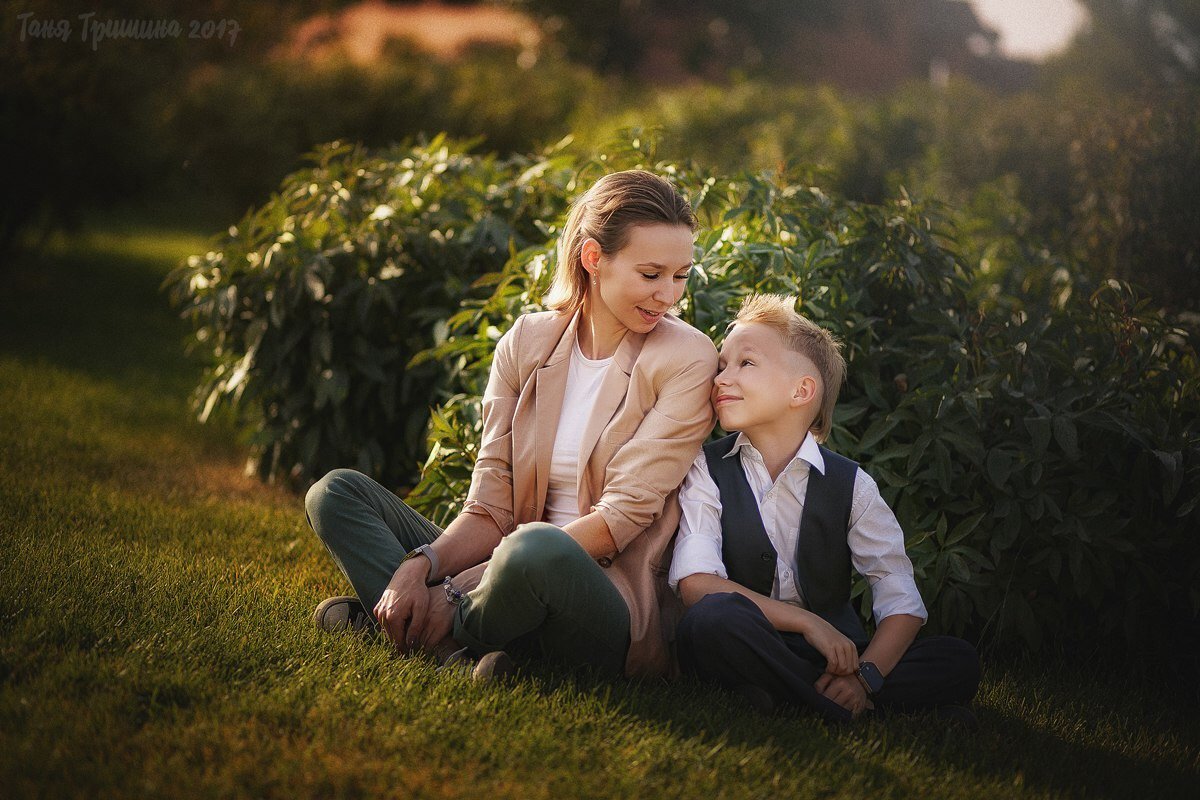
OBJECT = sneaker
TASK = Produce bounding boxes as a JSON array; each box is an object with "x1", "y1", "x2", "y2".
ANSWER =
[
  {"x1": 313, "y1": 595, "x2": 374, "y2": 634},
  {"x1": 436, "y1": 648, "x2": 517, "y2": 683},
  {"x1": 471, "y1": 650, "x2": 517, "y2": 683}
]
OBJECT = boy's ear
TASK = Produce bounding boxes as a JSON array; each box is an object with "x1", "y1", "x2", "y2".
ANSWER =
[{"x1": 791, "y1": 375, "x2": 818, "y2": 407}]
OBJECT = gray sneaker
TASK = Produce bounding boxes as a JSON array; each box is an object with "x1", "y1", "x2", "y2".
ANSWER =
[
  {"x1": 471, "y1": 650, "x2": 516, "y2": 683},
  {"x1": 313, "y1": 596, "x2": 374, "y2": 634},
  {"x1": 437, "y1": 648, "x2": 516, "y2": 683}
]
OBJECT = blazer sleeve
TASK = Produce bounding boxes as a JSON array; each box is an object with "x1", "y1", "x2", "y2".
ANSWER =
[
  {"x1": 594, "y1": 339, "x2": 718, "y2": 552},
  {"x1": 460, "y1": 315, "x2": 523, "y2": 535}
]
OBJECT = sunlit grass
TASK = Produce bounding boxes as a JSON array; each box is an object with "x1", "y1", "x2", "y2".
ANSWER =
[{"x1": 1, "y1": 226, "x2": 1197, "y2": 798}]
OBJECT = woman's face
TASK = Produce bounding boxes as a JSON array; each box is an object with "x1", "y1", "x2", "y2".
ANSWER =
[{"x1": 583, "y1": 223, "x2": 694, "y2": 336}]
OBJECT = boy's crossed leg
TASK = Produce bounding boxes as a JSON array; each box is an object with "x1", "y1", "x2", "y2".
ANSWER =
[{"x1": 677, "y1": 592, "x2": 979, "y2": 722}]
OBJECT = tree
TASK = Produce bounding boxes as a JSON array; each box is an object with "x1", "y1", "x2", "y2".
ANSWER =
[{"x1": 1054, "y1": 0, "x2": 1199, "y2": 89}]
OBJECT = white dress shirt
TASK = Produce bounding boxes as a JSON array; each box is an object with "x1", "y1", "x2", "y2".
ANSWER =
[{"x1": 669, "y1": 431, "x2": 927, "y2": 625}]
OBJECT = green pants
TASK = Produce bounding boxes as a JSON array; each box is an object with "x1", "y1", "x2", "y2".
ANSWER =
[{"x1": 305, "y1": 469, "x2": 631, "y2": 674}]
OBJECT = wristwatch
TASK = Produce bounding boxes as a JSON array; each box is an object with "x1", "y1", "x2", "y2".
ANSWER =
[
  {"x1": 856, "y1": 661, "x2": 884, "y2": 696},
  {"x1": 401, "y1": 544, "x2": 439, "y2": 585}
]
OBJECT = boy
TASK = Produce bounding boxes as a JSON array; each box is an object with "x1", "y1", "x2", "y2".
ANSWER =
[{"x1": 670, "y1": 294, "x2": 979, "y2": 723}]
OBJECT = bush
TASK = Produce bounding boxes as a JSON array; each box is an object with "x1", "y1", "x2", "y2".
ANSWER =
[
  {"x1": 577, "y1": 79, "x2": 1200, "y2": 313},
  {"x1": 173, "y1": 136, "x2": 1199, "y2": 652},
  {"x1": 167, "y1": 136, "x2": 577, "y2": 488},
  {"x1": 405, "y1": 143, "x2": 1200, "y2": 651},
  {"x1": 160, "y1": 44, "x2": 603, "y2": 218}
]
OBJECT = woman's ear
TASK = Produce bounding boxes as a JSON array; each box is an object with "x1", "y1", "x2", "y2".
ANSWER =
[{"x1": 581, "y1": 237, "x2": 602, "y2": 277}]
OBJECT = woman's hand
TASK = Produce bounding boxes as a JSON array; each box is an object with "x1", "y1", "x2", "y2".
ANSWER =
[
  {"x1": 373, "y1": 557, "x2": 432, "y2": 653},
  {"x1": 803, "y1": 617, "x2": 859, "y2": 676},
  {"x1": 418, "y1": 585, "x2": 456, "y2": 650}
]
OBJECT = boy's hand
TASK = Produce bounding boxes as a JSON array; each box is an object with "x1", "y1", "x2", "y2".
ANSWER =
[
  {"x1": 804, "y1": 618, "x2": 858, "y2": 676},
  {"x1": 816, "y1": 673, "x2": 872, "y2": 716}
]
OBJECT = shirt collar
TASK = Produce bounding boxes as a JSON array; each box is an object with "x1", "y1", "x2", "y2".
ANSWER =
[{"x1": 723, "y1": 431, "x2": 826, "y2": 475}]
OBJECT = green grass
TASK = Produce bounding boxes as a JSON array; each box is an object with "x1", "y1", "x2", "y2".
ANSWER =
[{"x1": 1, "y1": 226, "x2": 1197, "y2": 799}]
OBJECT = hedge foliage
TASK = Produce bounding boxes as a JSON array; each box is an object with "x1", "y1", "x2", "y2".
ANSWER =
[
  {"x1": 167, "y1": 136, "x2": 579, "y2": 486},
  {"x1": 171, "y1": 137, "x2": 1199, "y2": 651}
]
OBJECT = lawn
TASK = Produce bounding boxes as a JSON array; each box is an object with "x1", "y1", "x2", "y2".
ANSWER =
[{"x1": 1, "y1": 226, "x2": 1197, "y2": 799}]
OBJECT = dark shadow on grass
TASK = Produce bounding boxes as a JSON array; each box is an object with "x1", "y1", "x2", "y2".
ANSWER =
[
  {"x1": 0, "y1": 228, "x2": 290, "y2": 503},
  {"x1": 485, "y1": 659, "x2": 904, "y2": 789},
  {"x1": 498, "y1": 658, "x2": 1199, "y2": 800},
  {"x1": 1, "y1": 230, "x2": 204, "y2": 398}
]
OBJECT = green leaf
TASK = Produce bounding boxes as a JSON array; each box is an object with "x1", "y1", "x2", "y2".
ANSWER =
[
  {"x1": 1023, "y1": 415, "x2": 1052, "y2": 456},
  {"x1": 1052, "y1": 416, "x2": 1080, "y2": 461},
  {"x1": 857, "y1": 415, "x2": 899, "y2": 452},
  {"x1": 985, "y1": 448, "x2": 1014, "y2": 489}
]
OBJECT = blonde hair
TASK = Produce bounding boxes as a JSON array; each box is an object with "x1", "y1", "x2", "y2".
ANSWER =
[
  {"x1": 545, "y1": 170, "x2": 697, "y2": 313},
  {"x1": 732, "y1": 293, "x2": 846, "y2": 442}
]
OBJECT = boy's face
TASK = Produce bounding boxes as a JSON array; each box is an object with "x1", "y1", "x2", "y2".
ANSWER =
[{"x1": 713, "y1": 322, "x2": 818, "y2": 436}]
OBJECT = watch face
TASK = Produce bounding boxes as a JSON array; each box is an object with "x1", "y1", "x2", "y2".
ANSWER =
[{"x1": 859, "y1": 662, "x2": 884, "y2": 694}]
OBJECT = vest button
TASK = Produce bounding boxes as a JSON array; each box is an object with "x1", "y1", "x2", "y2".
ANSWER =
[
  {"x1": 761, "y1": 553, "x2": 773, "y2": 561},
  {"x1": 598, "y1": 557, "x2": 613, "y2": 568}
]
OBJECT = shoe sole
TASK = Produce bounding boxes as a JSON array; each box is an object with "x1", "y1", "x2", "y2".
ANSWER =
[
  {"x1": 472, "y1": 650, "x2": 516, "y2": 683},
  {"x1": 313, "y1": 595, "x2": 373, "y2": 633}
]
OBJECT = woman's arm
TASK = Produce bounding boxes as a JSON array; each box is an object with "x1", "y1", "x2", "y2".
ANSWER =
[
  {"x1": 592, "y1": 333, "x2": 718, "y2": 551},
  {"x1": 562, "y1": 512, "x2": 617, "y2": 559},
  {"x1": 376, "y1": 318, "x2": 526, "y2": 650}
]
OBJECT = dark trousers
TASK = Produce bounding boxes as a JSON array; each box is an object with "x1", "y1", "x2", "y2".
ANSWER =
[{"x1": 677, "y1": 592, "x2": 980, "y2": 723}]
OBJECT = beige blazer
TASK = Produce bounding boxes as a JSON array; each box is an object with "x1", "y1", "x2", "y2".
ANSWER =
[{"x1": 460, "y1": 309, "x2": 718, "y2": 677}]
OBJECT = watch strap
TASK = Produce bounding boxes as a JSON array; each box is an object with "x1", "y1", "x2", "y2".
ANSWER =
[{"x1": 402, "y1": 544, "x2": 439, "y2": 584}]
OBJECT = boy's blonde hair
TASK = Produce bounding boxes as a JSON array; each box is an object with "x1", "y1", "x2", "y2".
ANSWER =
[{"x1": 732, "y1": 293, "x2": 846, "y2": 442}]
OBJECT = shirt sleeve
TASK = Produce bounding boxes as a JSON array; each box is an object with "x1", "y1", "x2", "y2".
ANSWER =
[
  {"x1": 593, "y1": 338, "x2": 718, "y2": 551},
  {"x1": 847, "y1": 468, "x2": 928, "y2": 625},
  {"x1": 460, "y1": 316, "x2": 522, "y2": 535},
  {"x1": 668, "y1": 451, "x2": 729, "y2": 590}
]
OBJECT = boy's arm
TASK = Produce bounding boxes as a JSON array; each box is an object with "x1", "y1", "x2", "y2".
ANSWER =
[
  {"x1": 678, "y1": 573, "x2": 859, "y2": 676},
  {"x1": 815, "y1": 612, "x2": 922, "y2": 713},
  {"x1": 860, "y1": 613, "x2": 923, "y2": 676},
  {"x1": 670, "y1": 450, "x2": 858, "y2": 677},
  {"x1": 847, "y1": 469, "x2": 928, "y2": 631},
  {"x1": 816, "y1": 469, "x2": 928, "y2": 711}
]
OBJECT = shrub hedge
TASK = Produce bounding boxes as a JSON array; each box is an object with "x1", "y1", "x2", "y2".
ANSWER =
[
  {"x1": 167, "y1": 136, "x2": 578, "y2": 487},
  {"x1": 171, "y1": 137, "x2": 1199, "y2": 652}
]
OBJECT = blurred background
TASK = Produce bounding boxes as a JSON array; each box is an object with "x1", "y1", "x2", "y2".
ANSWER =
[{"x1": 3, "y1": 0, "x2": 1197, "y2": 313}]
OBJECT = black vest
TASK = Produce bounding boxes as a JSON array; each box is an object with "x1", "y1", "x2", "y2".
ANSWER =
[{"x1": 703, "y1": 434, "x2": 868, "y2": 646}]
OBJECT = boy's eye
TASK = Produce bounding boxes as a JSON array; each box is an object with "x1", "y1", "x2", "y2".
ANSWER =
[
  {"x1": 741, "y1": 359, "x2": 754, "y2": 367},
  {"x1": 640, "y1": 273, "x2": 659, "y2": 281},
  {"x1": 673, "y1": 271, "x2": 689, "y2": 281}
]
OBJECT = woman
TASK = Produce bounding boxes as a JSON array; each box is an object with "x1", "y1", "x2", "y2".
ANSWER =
[{"x1": 306, "y1": 170, "x2": 717, "y2": 678}]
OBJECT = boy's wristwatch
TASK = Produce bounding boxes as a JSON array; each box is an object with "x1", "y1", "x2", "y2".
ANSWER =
[{"x1": 856, "y1": 661, "x2": 884, "y2": 695}]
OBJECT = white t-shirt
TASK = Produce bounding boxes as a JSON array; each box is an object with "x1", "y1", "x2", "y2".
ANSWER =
[{"x1": 543, "y1": 337, "x2": 613, "y2": 527}]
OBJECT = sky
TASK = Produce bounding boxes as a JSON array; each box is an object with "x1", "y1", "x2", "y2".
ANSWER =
[{"x1": 968, "y1": 0, "x2": 1090, "y2": 60}]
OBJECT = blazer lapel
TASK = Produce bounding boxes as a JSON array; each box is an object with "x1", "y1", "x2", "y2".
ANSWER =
[
  {"x1": 531, "y1": 312, "x2": 579, "y2": 520},
  {"x1": 575, "y1": 330, "x2": 646, "y2": 506}
]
